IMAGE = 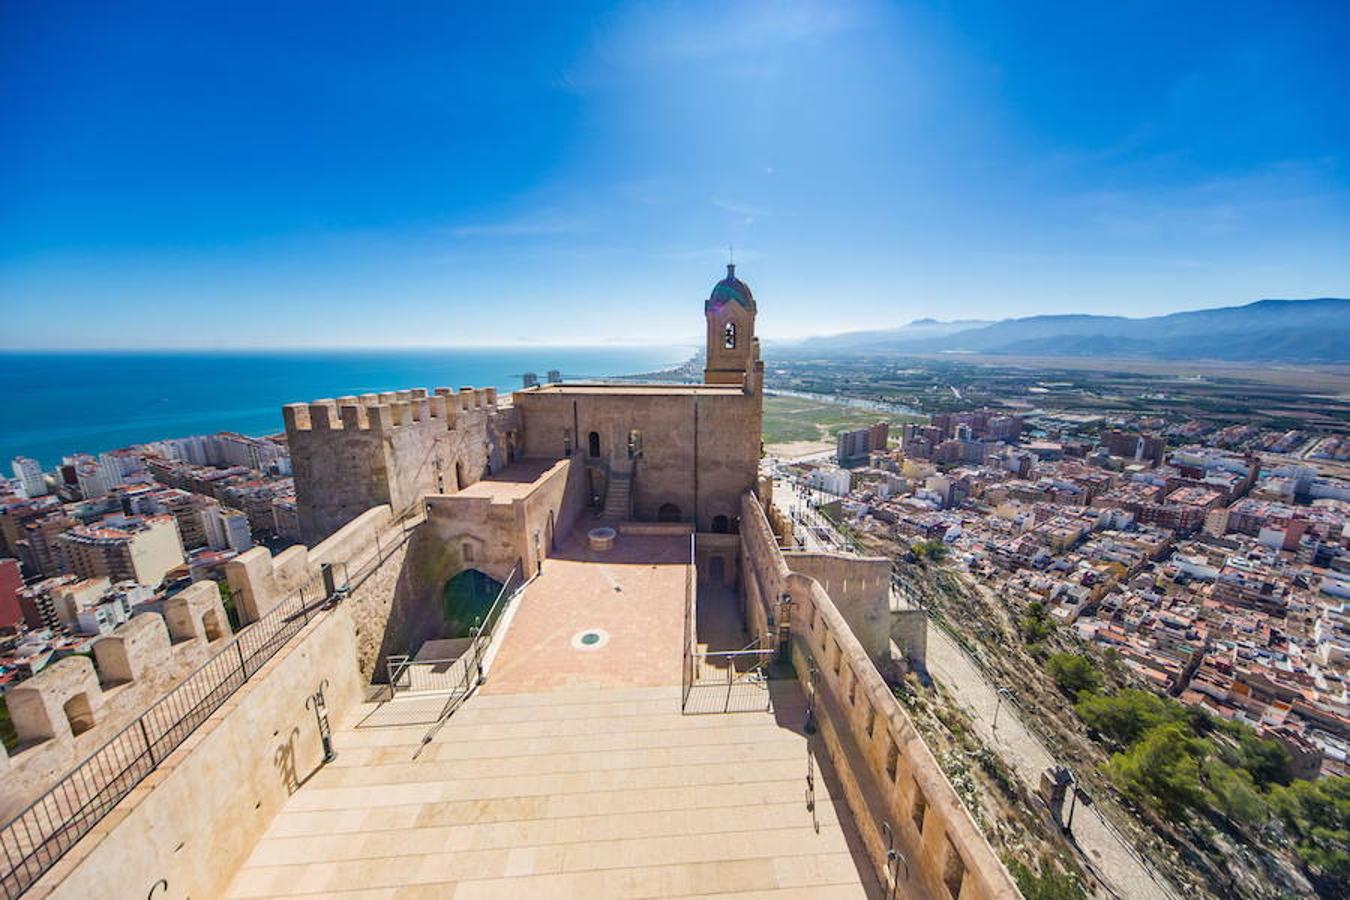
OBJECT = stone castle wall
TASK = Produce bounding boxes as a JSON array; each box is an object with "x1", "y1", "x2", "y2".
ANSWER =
[
  {"x1": 739, "y1": 492, "x2": 1019, "y2": 900},
  {"x1": 285, "y1": 387, "x2": 519, "y2": 544},
  {"x1": 782, "y1": 551, "x2": 891, "y2": 662},
  {"x1": 0, "y1": 581, "x2": 231, "y2": 820},
  {"x1": 512, "y1": 387, "x2": 762, "y2": 532},
  {"x1": 31, "y1": 593, "x2": 365, "y2": 900}
]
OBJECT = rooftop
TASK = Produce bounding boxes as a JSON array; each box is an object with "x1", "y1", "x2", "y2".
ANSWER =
[{"x1": 516, "y1": 382, "x2": 744, "y2": 396}]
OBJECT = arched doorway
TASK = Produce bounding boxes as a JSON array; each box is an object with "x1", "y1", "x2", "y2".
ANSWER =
[
  {"x1": 658, "y1": 503, "x2": 681, "y2": 522},
  {"x1": 588, "y1": 431, "x2": 601, "y2": 458},
  {"x1": 711, "y1": 515, "x2": 729, "y2": 534},
  {"x1": 441, "y1": 569, "x2": 505, "y2": 638},
  {"x1": 709, "y1": 555, "x2": 725, "y2": 583}
]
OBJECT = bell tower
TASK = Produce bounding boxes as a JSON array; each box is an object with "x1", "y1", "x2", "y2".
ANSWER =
[{"x1": 704, "y1": 263, "x2": 760, "y2": 389}]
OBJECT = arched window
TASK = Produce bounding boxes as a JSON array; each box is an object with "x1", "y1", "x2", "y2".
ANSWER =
[
  {"x1": 658, "y1": 503, "x2": 681, "y2": 522},
  {"x1": 723, "y1": 321, "x2": 737, "y2": 349},
  {"x1": 588, "y1": 431, "x2": 601, "y2": 458},
  {"x1": 711, "y1": 515, "x2": 729, "y2": 534}
]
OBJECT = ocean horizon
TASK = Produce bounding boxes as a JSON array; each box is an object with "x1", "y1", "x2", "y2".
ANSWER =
[{"x1": 0, "y1": 346, "x2": 694, "y2": 468}]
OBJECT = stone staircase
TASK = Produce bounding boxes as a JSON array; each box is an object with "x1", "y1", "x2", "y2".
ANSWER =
[
  {"x1": 603, "y1": 470, "x2": 632, "y2": 520},
  {"x1": 227, "y1": 684, "x2": 884, "y2": 899}
]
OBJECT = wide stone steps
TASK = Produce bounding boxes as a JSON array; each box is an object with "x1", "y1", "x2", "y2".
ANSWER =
[{"x1": 228, "y1": 684, "x2": 881, "y2": 899}]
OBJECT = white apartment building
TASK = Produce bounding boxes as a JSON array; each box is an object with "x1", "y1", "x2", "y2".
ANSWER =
[
  {"x1": 202, "y1": 504, "x2": 253, "y2": 553},
  {"x1": 12, "y1": 456, "x2": 48, "y2": 498}
]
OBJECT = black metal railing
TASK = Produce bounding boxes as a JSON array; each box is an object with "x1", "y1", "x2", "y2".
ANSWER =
[
  {"x1": 413, "y1": 565, "x2": 524, "y2": 756},
  {"x1": 0, "y1": 517, "x2": 416, "y2": 900}
]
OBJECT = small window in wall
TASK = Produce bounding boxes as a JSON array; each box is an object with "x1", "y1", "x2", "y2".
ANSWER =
[
  {"x1": 847, "y1": 670, "x2": 857, "y2": 706},
  {"x1": 865, "y1": 705, "x2": 876, "y2": 738},
  {"x1": 724, "y1": 321, "x2": 737, "y2": 349},
  {"x1": 943, "y1": 838, "x2": 966, "y2": 899},
  {"x1": 711, "y1": 514, "x2": 729, "y2": 534},
  {"x1": 462, "y1": 542, "x2": 475, "y2": 563},
  {"x1": 658, "y1": 503, "x2": 681, "y2": 522},
  {"x1": 832, "y1": 641, "x2": 842, "y2": 676},
  {"x1": 910, "y1": 778, "x2": 927, "y2": 832},
  {"x1": 887, "y1": 740, "x2": 900, "y2": 781},
  {"x1": 588, "y1": 431, "x2": 601, "y2": 458}
]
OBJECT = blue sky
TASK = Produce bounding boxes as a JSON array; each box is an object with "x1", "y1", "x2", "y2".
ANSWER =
[{"x1": 2, "y1": 0, "x2": 1348, "y2": 347}]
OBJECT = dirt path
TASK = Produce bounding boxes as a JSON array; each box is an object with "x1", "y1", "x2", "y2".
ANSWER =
[{"x1": 924, "y1": 624, "x2": 1178, "y2": 900}]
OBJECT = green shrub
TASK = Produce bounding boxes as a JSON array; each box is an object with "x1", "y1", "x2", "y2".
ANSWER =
[
  {"x1": 1045, "y1": 653, "x2": 1102, "y2": 698},
  {"x1": 1074, "y1": 688, "x2": 1185, "y2": 748}
]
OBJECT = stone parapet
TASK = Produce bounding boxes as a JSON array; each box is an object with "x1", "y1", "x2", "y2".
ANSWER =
[
  {"x1": 164, "y1": 580, "x2": 232, "y2": 644},
  {"x1": 6, "y1": 657, "x2": 104, "y2": 745},
  {"x1": 91, "y1": 614, "x2": 171, "y2": 685},
  {"x1": 741, "y1": 491, "x2": 1019, "y2": 900}
]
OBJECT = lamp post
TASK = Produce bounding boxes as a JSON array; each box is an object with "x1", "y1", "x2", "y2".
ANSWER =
[
  {"x1": 1063, "y1": 771, "x2": 1080, "y2": 834},
  {"x1": 992, "y1": 687, "x2": 1013, "y2": 733}
]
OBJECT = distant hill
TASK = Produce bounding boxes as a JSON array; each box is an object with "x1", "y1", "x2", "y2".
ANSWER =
[
  {"x1": 792, "y1": 298, "x2": 1350, "y2": 363},
  {"x1": 797, "y1": 317, "x2": 993, "y2": 352}
]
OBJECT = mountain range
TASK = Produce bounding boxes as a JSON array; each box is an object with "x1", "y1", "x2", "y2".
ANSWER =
[{"x1": 791, "y1": 298, "x2": 1350, "y2": 363}]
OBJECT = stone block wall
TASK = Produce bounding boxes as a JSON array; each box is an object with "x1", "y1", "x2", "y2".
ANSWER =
[
  {"x1": 164, "y1": 581, "x2": 231, "y2": 644},
  {"x1": 0, "y1": 586, "x2": 234, "y2": 819},
  {"x1": 783, "y1": 551, "x2": 891, "y2": 662},
  {"x1": 286, "y1": 387, "x2": 519, "y2": 544},
  {"x1": 6, "y1": 657, "x2": 103, "y2": 744},
  {"x1": 33, "y1": 597, "x2": 365, "y2": 900},
  {"x1": 91, "y1": 614, "x2": 171, "y2": 684},
  {"x1": 226, "y1": 506, "x2": 393, "y2": 624},
  {"x1": 512, "y1": 387, "x2": 761, "y2": 532},
  {"x1": 740, "y1": 492, "x2": 1018, "y2": 900}
]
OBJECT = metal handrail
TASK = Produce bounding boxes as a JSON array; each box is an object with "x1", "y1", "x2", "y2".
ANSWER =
[
  {"x1": 0, "y1": 518, "x2": 414, "y2": 900},
  {"x1": 412, "y1": 565, "x2": 525, "y2": 756}
]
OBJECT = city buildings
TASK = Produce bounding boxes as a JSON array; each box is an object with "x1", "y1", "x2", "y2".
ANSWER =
[
  {"x1": 836, "y1": 421, "x2": 889, "y2": 466},
  {"x1": 11, "y1": 456, "x2": 47, "y2": 498},
  {"x1": 57, "y1": 514, "x2": 185, "y2": 587},
  {"x1": 202, "y1": 504, "x2": 252, "y2": 553},
  {"x1": 0, "y1": 557, "x2": 23, "y2": 630}
]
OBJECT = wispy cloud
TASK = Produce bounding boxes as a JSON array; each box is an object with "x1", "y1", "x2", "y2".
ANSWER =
[
  {"x1": 713, "y1": 198, "x2": 771, "y2": 221},
  {"x1": 450, "y1": 212, "x2": 585, "y2": 238}
]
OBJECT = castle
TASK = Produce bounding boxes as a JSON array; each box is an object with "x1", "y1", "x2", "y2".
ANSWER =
[{"x1": 0, "y1": 268, "x2": 1019, "y2": 900}]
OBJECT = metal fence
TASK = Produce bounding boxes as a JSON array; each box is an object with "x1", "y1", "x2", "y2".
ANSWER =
[
  {"x1": 0, "y1": 518, "x2": 416, "y2": 900},
  {"x1": 412, "y1": 566, "x2": 523, "y2": 756}
]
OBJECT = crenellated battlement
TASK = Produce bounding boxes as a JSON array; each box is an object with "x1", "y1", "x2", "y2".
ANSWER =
[
  {"x1": 283, "y1": 386, "x2": 500, "y2": 434},
  {"x1": 285, "y1": 384, "x2": 517, "y2": 544}
]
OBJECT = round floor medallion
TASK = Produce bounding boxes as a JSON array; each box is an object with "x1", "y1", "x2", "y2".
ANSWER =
[{"x1": 571, "y1": 628, "x2": 610, "y2": 651}]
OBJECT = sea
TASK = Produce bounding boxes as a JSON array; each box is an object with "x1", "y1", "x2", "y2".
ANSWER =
[{"x1": 0, "y1": 346, "x2": 694, "y2": 468}]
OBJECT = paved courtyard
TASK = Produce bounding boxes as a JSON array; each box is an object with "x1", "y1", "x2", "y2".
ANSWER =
[
  {"x1": 226, "y1": 525, "x2": 881, "y2": 898},
  {"x1": 226, "y1": 682, "x2": 881, "y2": 899}
]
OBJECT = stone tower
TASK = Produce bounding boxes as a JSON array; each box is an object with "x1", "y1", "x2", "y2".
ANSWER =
[{"x1": 703, "y1": 263, "x2": 760, "y2": 388}]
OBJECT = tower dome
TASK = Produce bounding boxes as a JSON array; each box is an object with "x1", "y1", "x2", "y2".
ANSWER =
[{"x1": 706, "y1": 263, "x2": 755, "y2": 313}]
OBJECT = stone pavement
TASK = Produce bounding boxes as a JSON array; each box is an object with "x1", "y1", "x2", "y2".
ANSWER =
[
  {"x1": 226, "y1": 524, "x2": 880, "y2": 898},
  {"x1": 483, "y1": 529, "x2": 691, "y2": 694},
  {"x1": 225, "y1": 683, "x2": 882, "y2": 899}
]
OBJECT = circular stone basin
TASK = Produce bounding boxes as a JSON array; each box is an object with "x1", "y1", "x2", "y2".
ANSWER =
[
  {"x1": 571, "y1": 628, "x2": 610, "y2": 651},
  {"x1": 588, "y1": 526, "x2": 617, "y2": 552}
]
